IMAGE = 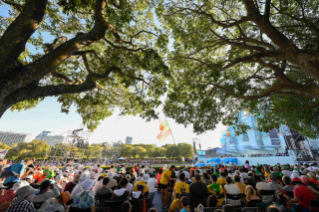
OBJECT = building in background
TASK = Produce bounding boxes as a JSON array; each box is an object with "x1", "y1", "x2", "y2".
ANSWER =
[
  {"x1": 35, "y1": 131, "x2": 65, "y2": 146},
  {"x1": 0, "y1": 131, "x2": 32, "y2": 146},
  {"x1": 125, "y1": 137, "x2": 133, "y2": 144}
]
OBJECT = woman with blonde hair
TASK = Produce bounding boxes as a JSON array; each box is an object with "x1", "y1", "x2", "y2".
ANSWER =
[
  {"x1": 264, "y1": 166, "x2": 271, "y2": 180},
  {"x1": 245, "y1": 185, "x2": 261, "y2": 207}
]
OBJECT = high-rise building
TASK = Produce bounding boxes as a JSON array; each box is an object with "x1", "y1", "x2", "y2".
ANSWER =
[
  {"x1": 35, "y1": 131, "x2": 65, "y2": 146},
  {"x1": 125, "y1": 137, "x2": 133, "y2": 144},
  {"x1": 0, "y1": 131, "x2": 32, "y2": 146}
]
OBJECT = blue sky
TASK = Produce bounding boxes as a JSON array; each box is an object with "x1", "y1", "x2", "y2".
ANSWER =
[{"x1": 0, "y1": 3, "x2": 225, "y2": 149}]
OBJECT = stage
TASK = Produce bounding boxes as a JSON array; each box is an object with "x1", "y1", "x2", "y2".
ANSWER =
[{"x1": 196, "y1": 155, "x2": 294, "y2": 166}]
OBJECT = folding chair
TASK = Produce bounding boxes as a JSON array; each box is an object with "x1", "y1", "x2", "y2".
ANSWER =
[
  {"x1": 203, "y1": 207, "x2": 222, "y2": 212},
  {"x1": 310, "y1": 199, "x2": 319, "y2": 212},
  {"x1": 241, "y1": 207, "x2": 258, "y2": 212},
  {"x1": 225, "y1": 193, "x2": 243, "y2": 207},
  {"x1": 260, "y1": 189, "x2": 274, "y2": 203}
]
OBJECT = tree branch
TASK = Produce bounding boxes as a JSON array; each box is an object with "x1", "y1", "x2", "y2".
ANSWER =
[
  {"x1": 0, "y1": 0, "x2": 23, "y2": 11},
  {"x1": 0, "y1": 0, "x2": 48, "y2": 72},
  {"x1": 264, "y1": 0, "x2": 271, "y2": 22}
]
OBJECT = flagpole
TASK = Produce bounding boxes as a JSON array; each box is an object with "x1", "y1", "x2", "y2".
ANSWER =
[{"x1": 165, "y1": 119, "x2": 177, "y2": 145}]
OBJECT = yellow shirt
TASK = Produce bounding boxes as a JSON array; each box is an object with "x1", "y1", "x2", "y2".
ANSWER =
[
  {"x1": 169, "y1": 199, "x2": 190, "y2": 212},
  {"x1": 216, "y1": 178, "x2": 227, "y2": 188},
  {"x1": 235, "y1": 182, "x2": 246, "y2": 194},
  {"x1": 207, "y1": 184, "x2": 224, "y2": 206},
  {"x1": 174, "y1": 182, "x2": 190, "y2": 199},
  {"x1": 265, "y1": 172, "x2": 270, "y2": 180},
  {"x1": 160, "y1": 169, "x2": 172, "y2": 185},
  {"x1": 133, "y1": 181, "x2": 149, "y2": 197}
]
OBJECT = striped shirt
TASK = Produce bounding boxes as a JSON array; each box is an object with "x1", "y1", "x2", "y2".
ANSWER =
[{"x1": 7, "y1": 199, "x2": 35, "y2": 212}]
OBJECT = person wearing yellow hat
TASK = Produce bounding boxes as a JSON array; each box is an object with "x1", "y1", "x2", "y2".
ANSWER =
[{"x1": 38, "y1": 191, "x2": 71, "y2": 212}]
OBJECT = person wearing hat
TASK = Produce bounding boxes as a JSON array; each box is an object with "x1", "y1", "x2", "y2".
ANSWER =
[
  {"x1": 71, "y1": 179, "x2": 95, "y2": 211},
  {"x1": 7, "y1": 185, "x2": 38, "y2": 212},
  {"x1": 190, "y1": 164, "x2": 196, "y2": 174},
  {"x1": 64, "y1": 174, "x2": 81, "y2": 194},
  {"x1": 134, "y1": 174, "x2": 150, "y2": 198},
  {"x1": 291, "y1": 177, "x2": 318, "y2": 211},
  {"x1": 301, "y1": 176, "x2": 319, "y2": 199},
  {"x1": 125, "y1": 175, "x2": 133, "y2": 195},
  {"x1": 112, "y1": 178, "x2": 129, "y2": 201},
  {"x1": 0, "y1": 184, "x2": 10, "y2": 203},
  {"x1": 38, "y1": 191, "x2": 71, "y2": 212},
  {"x1": 31, "y1": 180, "x2": 61, "y2": 203}
]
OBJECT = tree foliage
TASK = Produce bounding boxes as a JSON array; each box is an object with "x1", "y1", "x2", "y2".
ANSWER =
[
  {"x1": 0, "y1": 0, "x2": 169, "y2": 131},
  {"x1": 158, "y1": 0, "x2": 319, "y2": 137},
  {"x1": 6, "y1": 139, "x2": 50, "y2": 159}
]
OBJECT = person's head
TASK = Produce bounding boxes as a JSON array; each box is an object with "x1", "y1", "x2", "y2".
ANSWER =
[
  {"x1": 12, "y1": 185, "x2": 38, "y2": 206},
  {"x1": 282, "y1": 176, "x2": 291, "y2": 186},
  {"x1": 273, "y1": 167, "x2": 279, "y2": 172},
  {"x1": 180, "y1": 196, "x2": 189, "y2": 207},
  {"x1": 211, "y1": 174, "x2": 217, "y2": 183},
  {"x1": 226, "y1": 176, "x2": 232, "y2": 185},
  {"x1": 73, "y1": 174, "x2": 81, "y2": 183},
  {"x1": 277, "y1": 192, "x2": 293, "y2": 208},
  {"x1": 122, "y1": 201, "x2": 132, "y2": 212},
  {"x1": 266, "y1": 204, "x2": 281, "y2": 212},
  {"x1": 179, "y1": 172, "x2": 186, "y2": 181},
  {"x1": 0, "y1": 184, "x2": 7, "y2": 196},
  {"x1": 256, "y1": 166, "x2": 262, "y2": 172},
  {"x1": 238, "y1": 167, "x2": 243, "y2": 172},
  {"x1": 203, "y1": 173, "x2": 209, "y2": 180},
  {"x1": 158, "y1": 168, "x2": 163, "y2": 174},
  {"x1": 170, "y1": 165, "x2": 176, "y2": 172},
  {"x1": 102, "y1": 177, "x2": 110, "y2": 186},
  {"x1": 195, "y1": 174, "x2": 201, "y2": 182},
  {"x1": 207, "y1": 194, "x2": 218, "y2": 207},
  {"x1": 40, "y1": 180, "x2": 52, "y2": 193},
  {"x1": 245, "y1": 160, "x2": 249, "y2": 164},
  {"x1": 264, "y1": 165, "x2": 270, "y2": 173},
  {"x1": 148, "y1": 208, "x2": 157, "y2": 212},
  {"x1": 118, "y1": 178, "x2": 128, "y2": 188},
  {"x1": 220, "y1": 172, "x2": 226, "y2": 178},
  {"x1": 254, "y1": 175, "x2": 261, "y2": 183},
  {"x1": 269, "y1": 173, "x2": 278, "y2": 184},
  {"x1": 245, "y1": 185, "x2": 256, "y2": 200},
  {"x1": 125, "y1": 174, "x2": 132, "y2": 181},
  {"x1": 224, "y1": 169, "x2": 228, "y2": 176},
  {"x1": 308, "y1": 172, "x2": 316, "y2": 179},
  {"x1": 234, "y1": 175, "x2": 240, "y2": 183},
  {"x1": 137, "y1": 185, "x2": 144, "y2": 194},
  {"x1": 222, "y1": 204, "x2": 236, "y2": 212}
]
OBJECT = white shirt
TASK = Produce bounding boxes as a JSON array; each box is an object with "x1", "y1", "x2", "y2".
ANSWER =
[
  {"x1": 126, "y1": 183, "x2": 133, "y2": 195},
  {"x1": 224, "y1": 184, "x2": 241, "y2": 206},
  {"x1": 282, "y1": 170, "x2": 292, "y2": 177},
  {"x1": 240, "y1": 173, "x2": 249, "y2": 183},
  {"x1": 183, "y1": 171, "x2": 190, "y2": 179},
  {"x1": 256, "y1": 182, "x2": 273, "y2": 203},
  {"x1": 147, "y1": 178, "x2": 158, "y2": 193}
]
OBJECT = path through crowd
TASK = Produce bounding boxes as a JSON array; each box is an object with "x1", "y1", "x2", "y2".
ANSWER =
[{"x1": 153, "y1": 192, "x2": 164, "y2": 212}]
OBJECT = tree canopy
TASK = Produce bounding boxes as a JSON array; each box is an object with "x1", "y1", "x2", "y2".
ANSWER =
[
  {"x1": 158, "y1": 0, "x2": 319, "y2": 137},
  {"x1": 2, "y1": 0, "x2": 319, "y2": 137},
  {"x1": 0, "y1": 0, "x2": 169, "y2": 131}
]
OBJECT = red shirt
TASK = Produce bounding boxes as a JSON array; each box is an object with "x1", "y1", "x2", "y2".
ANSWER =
[
  {"x1": 157, "y1": 173, "x2": 162, "y2": 184},
  {"x1": 310, "y1": 178, "x2": 319, "y2": 185},
  {"x1": 190, "y1": 168, "x2": 196, "y2": 173},
  {"x1": 294, "y1": 185, "x2": 318, "y2": 209},
  {"x1": 0, "y1": 190, "x2": 15, "y2": 203},
  {"x1": 64, "y1": 181, "x2": 77, "y2": 194},
  {"x1": 134, "y1": 167, "x2": 139, "y2": 174}
]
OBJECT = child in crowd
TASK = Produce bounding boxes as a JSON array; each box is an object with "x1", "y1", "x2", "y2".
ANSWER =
[{"x1": 180, "y1": 196, "x2": 189, "y2": 212}]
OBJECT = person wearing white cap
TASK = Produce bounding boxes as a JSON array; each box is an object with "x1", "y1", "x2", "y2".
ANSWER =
[
  {"x1": 7, "y1": 185, "x2": 38, "y2": 212},
  {"x1": 133, "y1": 174, "x2": 150, "y2": 198},
  {"x1": 71, "y1": 179, "x2": 95, "y2": 211},
  {"x1": 106, "y1": 172, "x2": 118, "y2": 189}
]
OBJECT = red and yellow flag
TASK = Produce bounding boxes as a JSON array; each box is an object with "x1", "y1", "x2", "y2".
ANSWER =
[{"x1": 157, "y1": 120, "x2": 171, "y2": 142}]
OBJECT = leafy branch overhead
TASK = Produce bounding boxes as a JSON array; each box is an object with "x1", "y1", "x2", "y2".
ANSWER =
[
  {"x1": 0, "y1": 0, "x2": 170, "y2": 131},
  {"x1": 158, "y1": 0, "x2": 319, "y2": 137}
]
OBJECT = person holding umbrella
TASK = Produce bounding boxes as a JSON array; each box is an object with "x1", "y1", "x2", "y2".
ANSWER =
[{"x1": 6, "y1": 185, "x2": 38, "y2": 212}]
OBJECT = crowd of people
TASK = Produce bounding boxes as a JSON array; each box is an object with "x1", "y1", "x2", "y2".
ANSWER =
[{"x1": 0, "y1": 158, "x2": 318, "y2": 212}]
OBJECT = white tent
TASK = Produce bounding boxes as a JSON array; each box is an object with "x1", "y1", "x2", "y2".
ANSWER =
[{"x1": 118, "y1": 157, "x2": 126, "y2": 160}]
